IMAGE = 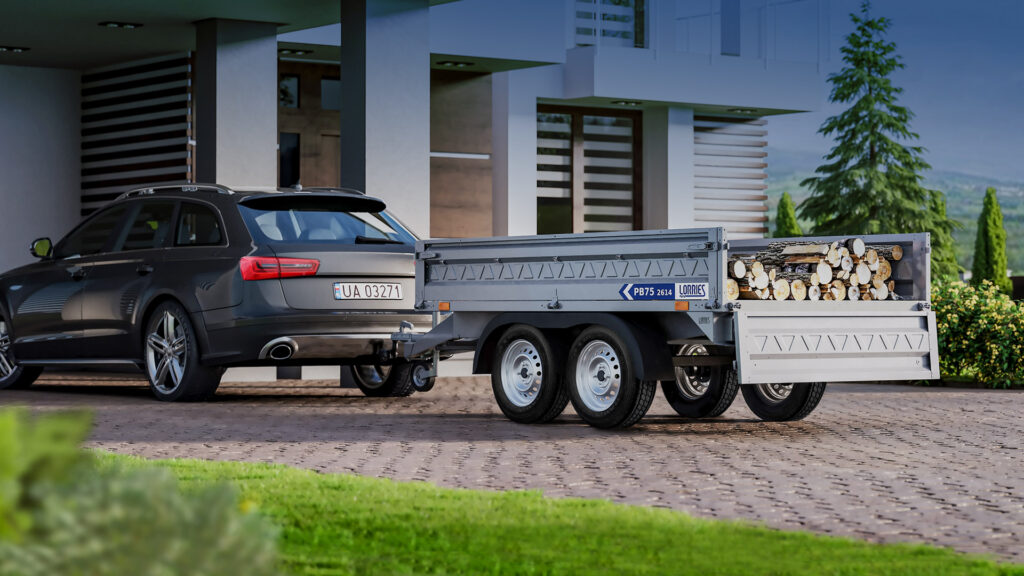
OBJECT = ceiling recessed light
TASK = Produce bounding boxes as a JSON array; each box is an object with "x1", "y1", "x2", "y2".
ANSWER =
[
  {"x1": 98, "y1": 21, "x2": 143, "y2": 29},
  {"x1": 612, "y1": 100, "x2": 642, "y2": 106},
  {"x1": 278, "y1": 48, "x2": 312, "y2": 57},
  {"x1": 0, "y1": 46, "x2": 30, "y2": 53},
  {"x1": 728, "y1": 108, "x2": 758, "y2": 114},
  {"x1": 437, "y1": 60, "x2": 474, "y2": 68}
]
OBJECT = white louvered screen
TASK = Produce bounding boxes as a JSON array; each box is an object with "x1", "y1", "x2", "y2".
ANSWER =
[
  {"x1": 693, "y1": 115, "x2": 768, "y2": 239},
  {"x1": 582, "y1": 115, "x2": 635, "y2": 232},
  {"x1": 80, "y1": 53, "x2": 194, "y2": 215}
]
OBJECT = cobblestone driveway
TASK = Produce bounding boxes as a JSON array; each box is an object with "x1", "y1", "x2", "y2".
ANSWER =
[{"x1": 3, "y1": 372, "x2": 1023, "y2": 562}]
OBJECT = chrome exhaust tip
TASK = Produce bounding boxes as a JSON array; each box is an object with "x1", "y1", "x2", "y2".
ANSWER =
[{"x1": 268, "y1": 344, "x2": 294, "y2": 361}]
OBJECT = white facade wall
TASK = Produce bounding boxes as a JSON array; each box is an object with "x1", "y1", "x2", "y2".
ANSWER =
[
  {"x1": 0, "y1": 65, "x2": 81, "y2": 274},
  {"x1": 643, "y1": 107, "x2": 696, "y2": 230}
]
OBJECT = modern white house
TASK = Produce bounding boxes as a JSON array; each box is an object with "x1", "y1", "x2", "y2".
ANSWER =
[{"x1": 0, "y1": 0, "x2": 828, "y2": 379}]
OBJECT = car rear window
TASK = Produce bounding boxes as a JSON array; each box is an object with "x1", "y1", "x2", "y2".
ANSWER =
[{"x1": 238, "y1": 202, "x2": 416, "y2": 246}]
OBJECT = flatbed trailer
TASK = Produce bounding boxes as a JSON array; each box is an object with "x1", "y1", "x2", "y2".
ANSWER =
[{"x1": 392, "y1": 227, "x2": 939, "y2": 428}]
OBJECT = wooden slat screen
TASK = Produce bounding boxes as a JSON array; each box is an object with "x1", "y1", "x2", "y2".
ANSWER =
[
  {"x1": 693, "y1": 114, "x2": 769, "y2": 238},
  {"x1": 80, "y1": 53, "x2": 194, "y2": 215},
  {"x1": 537, "y1": 106, "x2": 641, "y2": 234}
]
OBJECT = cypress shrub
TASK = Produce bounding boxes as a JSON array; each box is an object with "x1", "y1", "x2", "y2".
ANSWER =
[
  {"x1": 773, "y1": 192, "x2": 802, "y2": 238},
  {"x1": 971, "y1": 187, "x2": 1012, "y2": 294}
]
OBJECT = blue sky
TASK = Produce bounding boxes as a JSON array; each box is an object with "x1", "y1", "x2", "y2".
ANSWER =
[{"x1": 768, "y1": 0, "x2": 1024, "y2": 182}]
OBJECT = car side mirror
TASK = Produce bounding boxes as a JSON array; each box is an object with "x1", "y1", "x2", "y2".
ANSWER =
[{"x1": 30, "y1": 237, "x2": 52, "y2": 259}]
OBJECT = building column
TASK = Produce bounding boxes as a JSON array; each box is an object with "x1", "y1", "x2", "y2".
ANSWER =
[
  {"x1": 194, "y1": 19, "x2": 278, "y2": 187},
  {"x1": 643, "y1": 106, "x2": 695, "y2": 229},
  {"x1": 340, "y1": 0, "x2": 431, "y2": 237}
]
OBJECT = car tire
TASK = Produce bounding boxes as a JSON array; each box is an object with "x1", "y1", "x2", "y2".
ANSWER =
[
  {"x1": 144, "y1": 301, "x2": 222, "y2": 402},
  {"x1": 491, "y1": 325, "x2": 569, "y2": 424},
  {"x1": 740, "y1": 382, "x2": 827, "y2": 422},
  {"x1": 0, "y1": 313, "x2": 42, "y2": 391},
  {"x1": 351, "y1": 363, "x2": 416, "y2": 397},
  {"x1": 661, "y1": 345, "x2": 738, "y2": 418},
  {"x1": 566, "y1": 326, "x2": 656, "y2": 429}
]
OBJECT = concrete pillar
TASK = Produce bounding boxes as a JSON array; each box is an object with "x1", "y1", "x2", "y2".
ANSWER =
[
  {"x1": 491, "y1": 71, "x2": 540, "y2": 236},
  {"x1": 340, "y1": 0, "x2": 431, "y2": 237},
  {"x1": 194, "y1": 19, "x2": 278, "y2": 187},
  {"x1": 643, "y1": 106, "x2": 695, "y2": 229}
]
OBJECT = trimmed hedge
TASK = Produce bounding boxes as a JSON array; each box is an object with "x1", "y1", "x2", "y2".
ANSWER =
[{"x1": 932, "y1": 281, "x2": 1024, "y2": 388}]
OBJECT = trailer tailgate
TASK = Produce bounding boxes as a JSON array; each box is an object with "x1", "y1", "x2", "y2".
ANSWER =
[{"x1": 734, "y1": 306, "x2": 940, "y2": 385}]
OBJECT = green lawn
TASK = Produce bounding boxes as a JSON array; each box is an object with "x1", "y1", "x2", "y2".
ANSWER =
[{"x1": 106, "y1": 454, "x2": 1022, "y2": 576}]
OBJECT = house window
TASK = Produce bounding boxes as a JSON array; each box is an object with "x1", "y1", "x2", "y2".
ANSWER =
[
  {"x1": 279, "y1": 75, "x2": 299, "y2": 108},
  {"x1": 321, "y1": 77, "x2": 340, "y2": 111},
  {"x1": 536, "y1": 106, "x2": 641, "y2": 234},
  {"x1": 279, "y1": 132, "x2": 300, "y2": 187}
]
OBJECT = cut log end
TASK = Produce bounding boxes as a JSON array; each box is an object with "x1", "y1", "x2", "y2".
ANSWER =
[{"x1": 725, "y1": 278, "x2": 740, "y2": 301}]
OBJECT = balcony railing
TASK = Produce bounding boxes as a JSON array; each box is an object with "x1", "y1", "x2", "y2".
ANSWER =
[{"x1": 673, "y1": 0, "x2": 824, "y2": 64}]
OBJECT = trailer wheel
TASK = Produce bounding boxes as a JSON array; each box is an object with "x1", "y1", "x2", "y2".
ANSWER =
[
  {"x1": 567, "y1": 326, "x2": 656, "y2": 429},
  {"x1": 661, "y1": 345, "x2": 738, "y2": 418},
  {"x1": 491, "y1": 325, "x2": 569, "y2": 424},
  {"x1": 740, "y1": 382, "x2": 827, "y2": 422}
]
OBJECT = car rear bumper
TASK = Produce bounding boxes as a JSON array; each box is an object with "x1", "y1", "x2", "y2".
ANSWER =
[{"x1": 200, "y1": 309, "x2": 431, "y2": 366}]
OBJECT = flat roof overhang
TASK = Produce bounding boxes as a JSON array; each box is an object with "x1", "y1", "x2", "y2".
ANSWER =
[{"x1": 0, "y1": 0, "x2": 458, "y2": 70}]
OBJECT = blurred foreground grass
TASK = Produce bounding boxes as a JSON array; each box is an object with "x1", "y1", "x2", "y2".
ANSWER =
[{"x1": 107, "y1": 453, "x2": 1024, "y2": 576}]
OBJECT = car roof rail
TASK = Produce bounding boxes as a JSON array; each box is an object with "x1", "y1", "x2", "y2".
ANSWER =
[{"x1": 116, "y1": 182, "x2": 235, "y2": 200}]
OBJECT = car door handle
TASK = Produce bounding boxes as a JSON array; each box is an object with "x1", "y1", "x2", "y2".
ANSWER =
[
  {"x1": 69, "y1": 269, "x2": 86, "y2": 281},
  {"x1": 136, "y1": 264, "x2": 154, "y2": 276}
]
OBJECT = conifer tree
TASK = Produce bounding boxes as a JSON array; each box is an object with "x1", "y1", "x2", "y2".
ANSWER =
[
  {"x1": 798, "y1": 1, "x2": 957, "y2": 278},
  {"x1": 929, "y1": 192, "x2": 959, "y2": 283},
  {"x1": 971, "y1": 187, "x2": 1011, "y2": 293},
  {"x1": 773, "y1": 192, "x2": 803, "y2": 238}
]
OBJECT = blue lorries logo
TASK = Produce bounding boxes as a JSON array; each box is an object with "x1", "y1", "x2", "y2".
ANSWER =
[{"x1": 619, "y1": 282, "x2": 709, "y2": 301}]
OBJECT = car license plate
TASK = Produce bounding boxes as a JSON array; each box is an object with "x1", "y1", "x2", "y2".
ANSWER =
[{"x1": 333, "y1": 282, "x2": 403, "y2": 300}]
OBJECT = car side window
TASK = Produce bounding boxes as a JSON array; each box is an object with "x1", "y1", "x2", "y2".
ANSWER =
[
  {"x1": 117, "y1": 201, "x2": 177, "y2": 252},
  {"x1": 176, "y1": 203, "x2": 224, "y2": 246},
  {"x1": 53, "y1": 205, "x2": 130, "y2": 259}
]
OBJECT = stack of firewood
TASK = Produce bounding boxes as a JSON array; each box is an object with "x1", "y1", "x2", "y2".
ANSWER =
[{"x1": 724, "y1": 238, "x2": 904, "y2": 302}]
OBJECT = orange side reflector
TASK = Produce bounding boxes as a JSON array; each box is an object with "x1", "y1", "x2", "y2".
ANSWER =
[
  {"x1": 674, "y1": 301, "x2": 689, "y2": 311},
  {"x1": 438, "y1": 302, "x2": 451, "y2": 312}
]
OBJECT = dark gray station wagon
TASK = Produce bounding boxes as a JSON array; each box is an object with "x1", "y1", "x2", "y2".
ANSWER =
[{"x1": 0, "y1": 184, "x2": 432, "y2": 401}]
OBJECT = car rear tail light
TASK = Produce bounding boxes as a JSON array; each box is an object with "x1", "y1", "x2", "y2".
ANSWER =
[{"x1": 240, "y1": 256, "x2": 319, "y2": 281}]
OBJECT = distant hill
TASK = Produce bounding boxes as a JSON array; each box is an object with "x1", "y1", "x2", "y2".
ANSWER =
[{"x1": 764, "y1": 148, "x2": 1024, "y2": 273}]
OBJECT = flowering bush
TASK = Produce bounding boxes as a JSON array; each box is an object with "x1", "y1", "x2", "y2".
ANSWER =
[
  {"x1": 932, "y1": 281, "x2": 1024, "y2": 388},
  {"x1": 0, "y1": 409, "x2": 279, "y2": 576}
]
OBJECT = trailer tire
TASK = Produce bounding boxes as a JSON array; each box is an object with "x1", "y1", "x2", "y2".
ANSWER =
[
  {"x1": 740, "y1": 382, "x2": 827, "y2": 422},
  {"x1": 661, "y1": 347, "x2": 738, "y2": 418},
  {"x1": 567, "y1": 326, "x2": 656, "y2": 429},
  {"x1": 491, "y1": 325, "x2": 569, "y2": 424}
]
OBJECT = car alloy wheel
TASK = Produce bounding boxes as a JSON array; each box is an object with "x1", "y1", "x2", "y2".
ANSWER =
[
  {"x1": 0, "y1": 320, "x2": 17, "y2": 378},
  {"x1": 352, "y1": 365, "x2": 392, "y2": 390},
  {"x1": 146, "y1": 311, "x2": 188, "y2": 394}
]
